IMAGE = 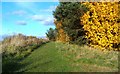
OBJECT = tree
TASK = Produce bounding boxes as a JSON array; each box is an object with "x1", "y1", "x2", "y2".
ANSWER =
[
  {"x1": 53, "y1": 2, "x2": 89, "y2": 45},
  {"x1": 46, "y1": 28, "x2": 57, "y2": 41}
]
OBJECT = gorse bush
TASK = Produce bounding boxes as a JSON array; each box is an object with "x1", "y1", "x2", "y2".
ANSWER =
[
  {"x1": 81, "y1": 2, "x2": 119, "y2": 50},
  {"x1": 54, "y1": 21, "x2": 70, "y2": 42}
]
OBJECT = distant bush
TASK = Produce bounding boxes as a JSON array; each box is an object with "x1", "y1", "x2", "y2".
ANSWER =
[
  {"x1": 46, "y1": 28, "x2": 57, "y2": 41},
  {"x1": 1, "y1": 34, "x2": 49, "y2": 56}
]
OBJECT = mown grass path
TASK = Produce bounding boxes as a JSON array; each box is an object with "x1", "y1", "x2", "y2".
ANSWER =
[
  {"x1": 18, "y1": 42, "x2": 71, "y2": 72},
  {"x1": 17, "y1": 42, "x2": 118, "y2": 72}
]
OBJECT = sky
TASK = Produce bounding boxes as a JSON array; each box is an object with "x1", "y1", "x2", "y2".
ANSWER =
[{"x1": 1, "y1": 2, "x2": 59, "y2": 40}]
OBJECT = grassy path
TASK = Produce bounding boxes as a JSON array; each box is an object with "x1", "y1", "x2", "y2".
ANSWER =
[
  {"x1": 17, "y1": 42, "x2": 118, "y2": 72},
  {"x1": 18, "y1": 42, "x2": 71, "y2": 72}
]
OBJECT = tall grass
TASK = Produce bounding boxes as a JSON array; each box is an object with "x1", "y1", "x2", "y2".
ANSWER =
[{"x1": 55, "y1": 42, "x2": 119, "y2": 72}]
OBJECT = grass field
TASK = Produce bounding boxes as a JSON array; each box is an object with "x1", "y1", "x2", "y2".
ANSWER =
[{"x1": 11, "y1": 41, "x2": 119, "y2": 72}]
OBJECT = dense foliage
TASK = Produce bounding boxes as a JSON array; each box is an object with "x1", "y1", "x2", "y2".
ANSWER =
[
  {"x1": 54, "y1": 21, "x2": 70, "y2": 42},
  {"x1": 53, "y1": 2, "x2": 119, "y2": 51},
  {"x1": 81, "y1": 2, "x2": 119, "y2": 50},
  {"x1": 46, "y1": 28, "x2": 57, "y2": 41},
  {"x1": 53, "y1": 2, "x2": 89, "y2": 45}
]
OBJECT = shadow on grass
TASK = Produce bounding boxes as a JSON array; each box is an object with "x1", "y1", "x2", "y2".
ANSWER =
[
  {"x1": 2, "y1": 56, "x2": 22, "y2": 72},
  {"x1": 2, "y1": 41, "x2": 50, "y2": 73}
]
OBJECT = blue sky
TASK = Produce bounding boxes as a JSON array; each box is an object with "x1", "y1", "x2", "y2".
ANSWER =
[{"x1": 1, "y1": 2, "x2": 59, "y2": 39}]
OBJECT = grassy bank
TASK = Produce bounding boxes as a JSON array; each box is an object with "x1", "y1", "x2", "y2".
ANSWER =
[{"x1": 14, "y1": 42, "x2": 119, "y2": 72}]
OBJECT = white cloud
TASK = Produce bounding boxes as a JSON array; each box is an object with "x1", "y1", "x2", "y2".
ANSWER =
[
  {"x1": 39, "y1": 6, "x2": 57, "y2": 12},
  {"x1": 31, "y1": 15, "x2": 54, "y2": 26},
  {"x1": 43, "y1": 17, "x2": 54, "y2": 26},
  {"x1": 16, "y1": 21, "x2": 27, "y2": 25},
  {"x1": 12, "y1": 10, "x2": 27, "y2": 16},
  {"x1": 31, "y1": 15, "x2": 45, "y2": 21}
]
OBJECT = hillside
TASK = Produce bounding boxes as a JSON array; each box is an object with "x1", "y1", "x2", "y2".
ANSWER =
[{"x1": 2, "y1": 42, "x2": 119, "y2": 72}]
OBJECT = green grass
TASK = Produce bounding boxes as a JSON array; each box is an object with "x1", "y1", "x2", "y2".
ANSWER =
[
  {"x1": 18, "y1": 42, "x2": 71, "y2": 72},
  {"x1": 3, "y1": 41, "x2": 119, "y2": 72}
]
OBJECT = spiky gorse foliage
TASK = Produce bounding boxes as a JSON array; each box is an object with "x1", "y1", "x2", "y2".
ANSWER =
[
  {"x1": 81, "y1": 2, "x2": 119, "y2": 50},
  {"x1": 54, "y1": 20, "x2": 70, "y2": 42}
]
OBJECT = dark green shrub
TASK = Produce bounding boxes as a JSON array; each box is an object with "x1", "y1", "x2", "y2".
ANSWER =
[
  {"x1": 46, "y1": 28, "x2": 57, "y2": 41},
  {"x1": 53, "y1": 2, "x2": 89, "y2": 45}
]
